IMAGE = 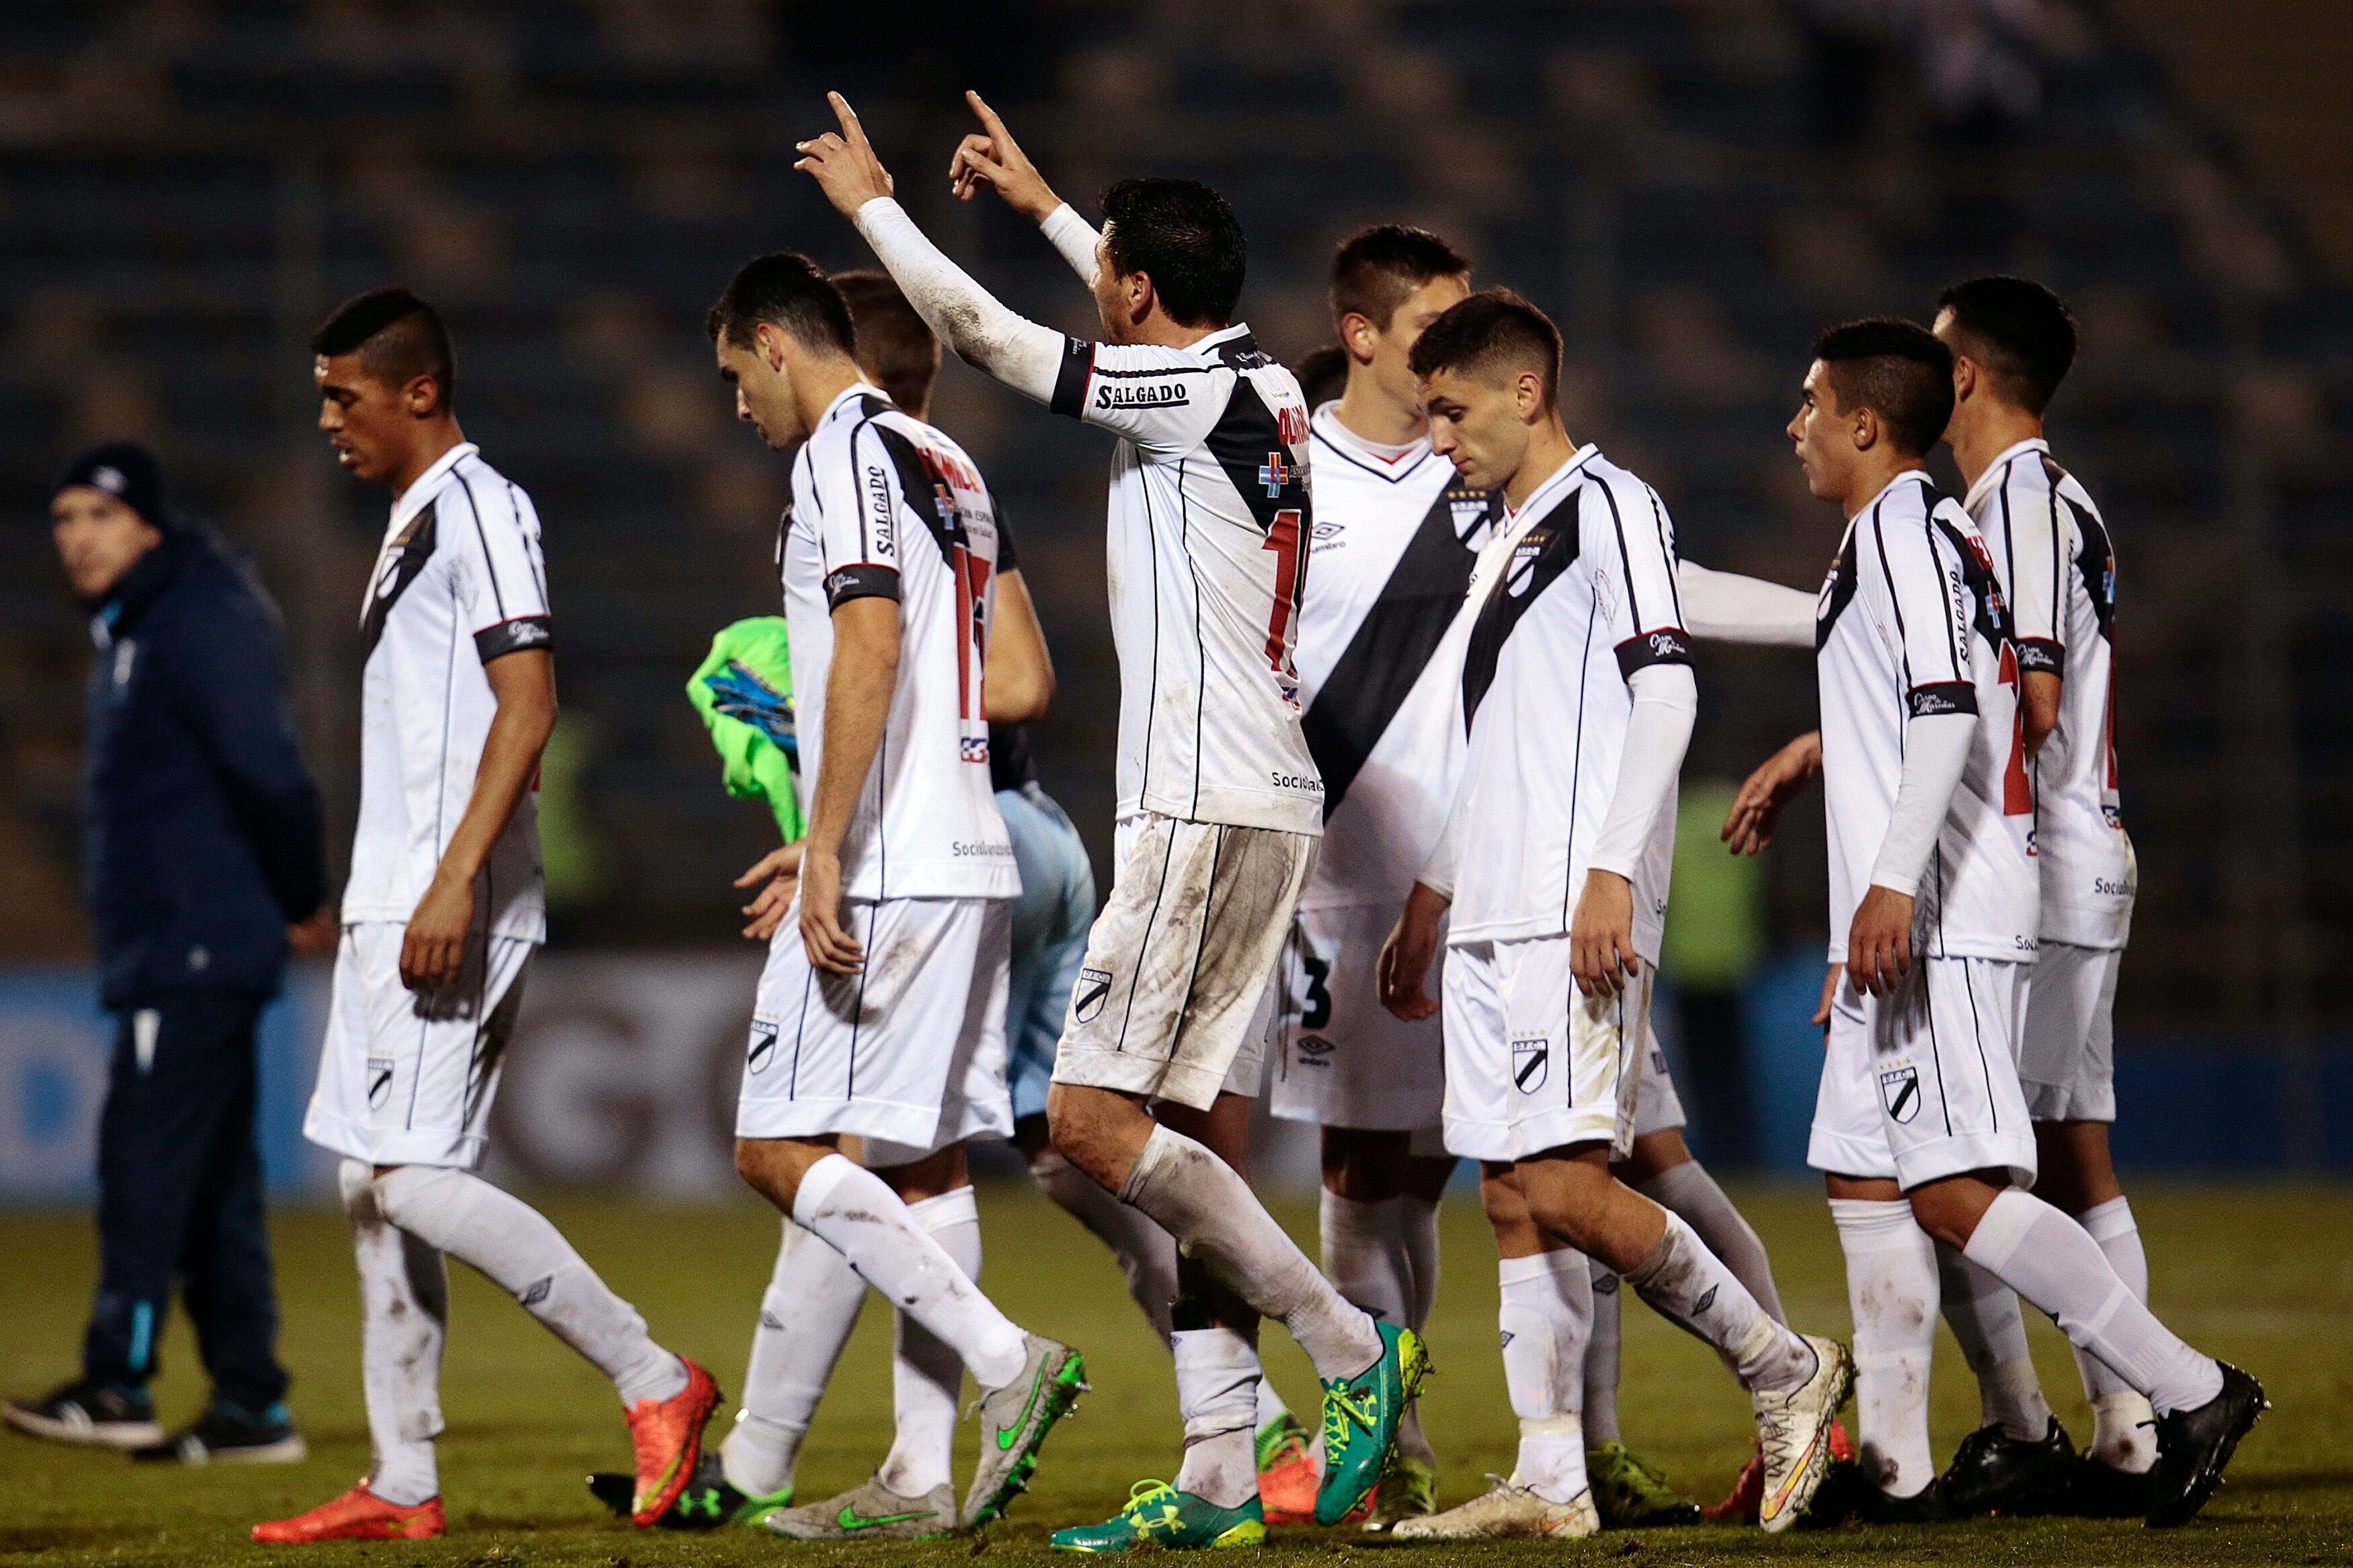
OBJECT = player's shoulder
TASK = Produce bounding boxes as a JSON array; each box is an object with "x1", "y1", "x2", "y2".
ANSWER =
[
  {"x1": 438, "y1": 448, "x2": 536, "y2": 539},
  {"x1": 1577, "y1": 450, "x2": 1659, "y2": 513}
]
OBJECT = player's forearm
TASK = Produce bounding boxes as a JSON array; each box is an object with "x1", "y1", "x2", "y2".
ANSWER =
[
  {"x1": 983, "y1": 567, "x2": 1055, "y2": 723},
  {"x1": 807, "y1": 624, "x2": 901, "y2": 856},
  {"x1": 1589, "y1": 664, "x2": 1698, "y2": 878},
  {"x1": 434, "y1": 671, "x2": 554, "y2": 887},
  {"x1": 1676, "y1": 560, "x2": 1815, "y2": 647},
  {"x1": 852, "y1": 198, "x2": 1062, "y2": 403},
  {"x1": 1039, "y1": 202, "x2": 1101, "y2": 286},
  {"x1": 1868, "y1": 712, "x2": 1974, "y2": 895},
  {"x1": 2021, "y1": 669, "x2": 2061, "y2": 759}
]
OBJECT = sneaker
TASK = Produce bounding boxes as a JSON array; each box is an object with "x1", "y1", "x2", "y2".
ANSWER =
[
  {"x1": 3, "y1": 1378, "x2": 161, "y2": 1450},
  {"x1": 1389, "y1": 1475, "x2": 1597, "y2": 1540},
  {"x1": 1361, "y1": 1452, "x2": 1437, "y2": 1532},
  {"x1": 1589, "y1": 1438, "x2": 1701, "y2": 1528},
  {"x1": 1313, "y1": 1321, "x2": 1429, "y2": 1526},
  {"x1": 965, "y1": 1332, "x2": 1088, "y2": 1528},
  {"x1": 2146, "y1": 1362, "x2": 2267, "y2": 1528},
  {"x1": 253, "y1": 1481, "x2": 444, "y2": 1542},
  {"x1": 1753, "y1": 1333, "x2": 1853, "y2": 1533},
  {"x1": 624, "y1": 1357, "x2": 722, "y2": 1526},
  {"x1": 1938, "y1": 1416, "x2": 2076, "y2": 1518},
  {"x1": 130, "y1": 1399, "x2": 305, "y2": 1465},
  {"x1": 588, "y1": 1452, "x2": 785, "y2": 1530},
  {"x1": 766, "y1": 1473, "x2": 956, "y2": 1540},
  {"x1": 2061, "y1": 1452, "x2": 2159, "y2": 1519},
  {"x1": 1253, "y1": 1409, "x2": 1318, "y2": 1525},
  {"x1": 1050, "y1": 1480, "x2": 1265, "y2": 1552}
]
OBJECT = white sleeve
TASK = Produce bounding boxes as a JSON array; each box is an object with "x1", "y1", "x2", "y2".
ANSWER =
[
  {"x1": 1601, "y1": 480, "x2": 1693, "y2": 680},
  {"x1": 446, "y1": 477, "x2": 553, "y2": 663},
  {"x1": 1868, "y1": 712, "x2": 1974, "y2": 895},
  {"x1": 1875, "y1": 506, "x2": 1976, "y2": 712},
  {"x1": 1676, "y1": 560, "x2": 1816, "y2": 647},
  {"x1": 1587, "y1": 663, "x2": 1698, "y2": 880},
  {"x1": 1039, "y1": 202, "x2": 1101, "y2": 286},
  {"x1": 1418, "y1": 770, "x2": 1469, "y2": 900},
  {"x1": 1048, "y1": 339, "x2": 1220, "y2": 455},
  {"x1": 2005, "y1": 472, "x2": 2067, "y2": 678},
  {"x1": 807, "y1": 425, "x2": 905, "y2": 609},
  {"x1": 852, "y1": 198, "x2": 1063, "y2": 405}
]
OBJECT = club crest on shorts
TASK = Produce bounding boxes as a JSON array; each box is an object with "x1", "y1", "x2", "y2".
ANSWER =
[
  {"x1": 747, "y1": 1022, "x2": 779, "y2": 1075},
  {"x1": 1074, "y1": 966, "x2": 1114, "y2": 1024},
  {"x1": 1879, "y1": 1063, "x2": 1922, "y2": 1124},
  {"x1": 1512, "y1": 1035, "x2": 1550, "y2": 1094},
  {"x1": 366, "y1": 1056, "x2": 395, "y2": 1108}
]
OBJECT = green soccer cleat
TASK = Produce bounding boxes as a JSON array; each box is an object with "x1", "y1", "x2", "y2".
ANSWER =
[
  {"x1": 1313, "y1": 1321, "x2": 1430, "y2": 1526},
  {"x1": 1051, "y1": 1481, "x2": 1267, "y2": 1553},
  {"x1": 964, "y1": 1332, "x2": 1088, "y2": 1529},
  {"x1": 1588, "y1": 1439, "x2": 1702, "y2": 1528},
  {"x1": 1361, "y1": 1452, "x2": 1438, "y2": 1532},
  {"x1": 587, "y1": 1453, "x2": 789, "y2": 1530}
]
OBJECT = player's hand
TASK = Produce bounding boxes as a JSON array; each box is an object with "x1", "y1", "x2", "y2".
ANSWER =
[
  {"x1": 1378, "y1": 882, "x2": 1449, "y2": 1022},
  {"x1": 1812, "y1": 962, "x2": 1841, "y2": 1032},
  {"x1": 287, "y1": 904, "x2": 339, "y2": 958},
  {"x1": 797, "y1": 842, "x2": 866, "y2": 975},
  {"x1": 400, "y1": 873, "x2": 474, "y2": 991},
  {"x1": 1568, "y1": 869, "x2": 1640, "y2": 999},
  {"x1": 795, "y1": 91, "x2": 895, "y2": 217},
  {"x1": 949, "y1": 91, "x2": 1062, "y2": 220},
  {"x1": 1845, "y1": 885, "x2": 1915, "y2": 997},
  {"x1": 736, "y1": 841, "x2": 806, "y2": 942},
  {"x1": 1722, "y1": 730, "x2": 1823, "y2": 856}
]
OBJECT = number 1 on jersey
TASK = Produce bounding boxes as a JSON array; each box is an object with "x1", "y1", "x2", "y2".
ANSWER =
[{"x1": 1262, "y1": 507, "x2": 1306, "y2": 684}]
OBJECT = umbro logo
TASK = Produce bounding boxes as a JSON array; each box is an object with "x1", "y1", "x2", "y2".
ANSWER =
[{"x1": 518, "y1": 1276, "x2": 552, "y2": 1308}]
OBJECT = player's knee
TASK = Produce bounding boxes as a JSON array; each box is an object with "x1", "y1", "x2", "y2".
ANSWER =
[{"x1": 337, "y1": 1157, "x2": 381, "y2": 1224}]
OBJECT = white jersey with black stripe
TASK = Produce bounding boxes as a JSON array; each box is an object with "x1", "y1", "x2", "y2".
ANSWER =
[
  {"x1": 781, "y1": 383, "x2": 1016, "y2": 903},
  {"x1": 1439, "y1": 447, "x2": 1692, "y2": 954},
  {"x1": 345, "y1": 442, "x2": 552, "y2": 938},
  {"x1": 1816, "y1": 468, "x2": 2037, "y2": 963},
  {"x1": 1964, "y1": 438, "x2": 2132, "y2": 949},
  {"x1": 1049, "y1": 323, "x2": 1323, "y2": 835}
]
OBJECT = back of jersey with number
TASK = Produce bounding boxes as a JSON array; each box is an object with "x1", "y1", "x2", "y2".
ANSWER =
[
  {"x1": 1814, "y1": 470, "x2": 2036, "y2": 962},
  {"x1": 781, "y1": 386, "x2": 1016, "y2": 902},
  {"x1": 1049, "y1": 324, "x2": 1322, "y2": 835},
  {"x1": 1966, "y1": 441, "x2": 2131, "y2": 948}
]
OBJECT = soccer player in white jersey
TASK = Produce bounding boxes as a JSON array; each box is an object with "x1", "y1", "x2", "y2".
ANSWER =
[
  {"x1": 1373, "y1": 292, "x2": 1854, "y2": 1538},
  {"x1": 797, "y1": 92, "x2": 1424, "y2": 1550},
  {"x1": 260, "y1": 289, "x2": 718, "y2": 1544},
  {"x1": 705, "y1": 253, "x2": 1085, "y2": 1537},
  {"x1": 1762, "y1": 317, "x2": 2261, "y2": 1530}
]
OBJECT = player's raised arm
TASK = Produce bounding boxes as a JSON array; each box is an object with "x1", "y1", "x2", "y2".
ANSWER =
[
  {"x1": 796, "y1": 92, "x2": 1064, "y2": 405},
  {"x1": 950, "y1": 91, "x2": 1102, "y2": 287}
]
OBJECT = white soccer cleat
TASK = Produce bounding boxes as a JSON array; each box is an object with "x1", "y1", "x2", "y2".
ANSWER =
[
  {"x1": 1388, "y1": 1475, "x2": 1598, "y2": 1540},
  {"x1": 1754, "y1": 1333, "x2": 1854, "y2": 1532}
]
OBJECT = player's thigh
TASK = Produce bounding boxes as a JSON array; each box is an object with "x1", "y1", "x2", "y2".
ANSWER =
[
  {"x1": 2020, "y1": 940, "x2": 2120, "y2": 1123},
  {"x1": 1440, "y1": 940, "x2": 1512, "y2": 1159},
  {"x1": 1808, "y1": 973, "x2": 1899, "y2": 1182},
  {"x1": 1494, "y1": 936, "x2": 1643, "y2": 1162},
  {"x1": 1867, "y1": 957, "x2": 2036, "y2": 1192},
  {"x1": 1268, "y1": 901, "x2": 1445, "y2": 1132}
]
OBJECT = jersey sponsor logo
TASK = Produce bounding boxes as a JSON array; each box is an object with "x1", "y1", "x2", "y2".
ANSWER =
[
  {"x1": 1095, "y1": 380, "x2": 1190, "y2": 411},
  {"x1": 1269, "y1": 771, "x2": 1323, "y2": 793},
  {"x1": 1258, "y1": 452, "x2": 1293, "y2": 497},
  {"x1": 1275, "y1": 403, "x2": 1309, "y2": 447},
  {"x1": 2093, "y1": 876, "x2": 2131, "y2": 897},
  {"x1": 961, "y1": 735, "x2": 992, "y2": 764},
  {"x1": 366, "y1": 1056, "x2": 395, "y2": 1108},
  {"x1": 951, "y1": 839, "x2": 1014, "y2": 858},
  {"x1": 1073, "y1": 966, "x2": 1114, "y2": 1024},
  {"x1": 1878, "y1": 1063, "x2": 1921, "y2": 1124},
  {"x1": 863, "y1": 463, "x2": 898, "y2": 554},
  {"x1": 747, "y1": 1023, "x2": 779, "y2": 1076},
  {"x1": 1512, "y1": 1036, "x2": 1550, "y2": 1092}
]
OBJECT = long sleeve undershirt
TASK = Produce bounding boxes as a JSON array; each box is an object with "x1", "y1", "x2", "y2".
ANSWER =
[
  {"x1": 1039, "y1": 202, "x2": 1101, "y2": 286},
  {"x1": 1869, "y1": 712, "x2": 1975, "y2": 896},
  {"x1": 1675, "y1": 560, "x2": 1815, "y2": 647},
  {"x1": 852, "y1": 197, "x2": 1063, "y2": 403},
  {"x1": 1588, "y1": 663, "x2": 1699, "y2": 880}
]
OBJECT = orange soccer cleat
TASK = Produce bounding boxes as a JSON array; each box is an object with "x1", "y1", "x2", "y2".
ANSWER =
[
  {"x1": 1705, "y1": 1419, "x2": 1851, "y2": 1526},
  {"x1": 625, "y1": 1357, "x2": 722, "y2": 1526},
  {"x1": 1255, "y1": 1410, "x2": 1321, "y2": 1526},
  {"x1": 252, "y1": 1482, "x2": 444, "y2": 1542}
]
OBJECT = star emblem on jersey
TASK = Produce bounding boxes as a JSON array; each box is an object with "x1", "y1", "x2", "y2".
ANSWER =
[
  {"x1": 1074, "y1": 967, "x2": 1113, "y2": 1024},
  {"x1": 1878, "y1": 1064, "x2": 1922, "y2": 1124},
  {"x1": 1511, "y1": 1037, "x2": 1549, "y2": 1094},
  {"x1": 1259, "y1": 452, "x2": 1291, "y2": 497}
]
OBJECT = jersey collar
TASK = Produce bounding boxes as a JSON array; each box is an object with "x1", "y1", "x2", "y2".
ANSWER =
[
  {"x1": 389, "y1": 441, "x2": 480, "y2": 534},
  {"x1": 1507, "y1": 444, "x2": 1600, "y2": 524},
  {"x1": 819, "y1": 381, "x2": 889, "y2": 426},
  {"x1": 1962, "y1": 436, "x2": 2051, "y2": 514},
  {"x1": 1310, "y1": 401, "x2": 1431, "y2": 481}
]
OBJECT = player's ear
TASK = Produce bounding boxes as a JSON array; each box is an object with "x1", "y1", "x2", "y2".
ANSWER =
[
  {"x1": 403, "y1": 372, "x2": 443, "y2": 418},
  {"x1": 1515, "y1": 368, "x2": 1544, "y2": 421},
  {"x1": 1339, "y1": 311, "x2": 1378, "y2": 366},
  {"x1": 1951, "y1": 353, "x2": 1977, "y2": 405}
]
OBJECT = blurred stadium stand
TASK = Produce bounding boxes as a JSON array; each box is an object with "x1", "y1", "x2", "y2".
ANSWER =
[{"x1": 0, "y1": 3, "x2": 2346, "y2": 1158}]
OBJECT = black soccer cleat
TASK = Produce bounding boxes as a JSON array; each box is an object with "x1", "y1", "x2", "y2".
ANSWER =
[
  {"x1": 129, "y1": 1398, "x2": 306, "y2": 1464},
  {"x1": 588, "y1": 1452, "x2": 752, "y2": 1530},
  {"x1": 2061, "y1": 1452, "x2": 2160, "y2": 1519},
  {"x1": 2, "y1": 1377, "x2": 161, "y2": 1450},
  {"x1": 1795, "y1": 1459, "x2": 1944, "y2": 1528},
  {"x1": 1936, "y1": 1416, "x2": 2076, "y2": 1518},
  {"x1": 2146, "y1": 1362, "x2": 2267, "y2": 1528}
]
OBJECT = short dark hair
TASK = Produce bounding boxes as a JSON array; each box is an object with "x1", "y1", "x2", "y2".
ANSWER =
[
  {"x1": 1330, "y1": 224, "x2": 1470, "y2": 333},
  {"x1": 1100, "y1": 178, "x2": 1247, "y2": 330},
  {"x1": 1812, "y1": 317, "x2": 1954, "y2": 456},
  {"x1": 1291, "y1": 343, "x2": 1349, "y2": 408},
  {"x1": 832, "y1": 270, "x2": 939, "y2": 417},
  {"x1": 311, "y1": 286, "x2": 456, "y2": 406},
  {"x1": 705, "y1": 251, "x2": 856, "y2": 356},
  {"x1": 1936, "y1": 275, "x2": 2076, "y2": 416},
  {"x1": 1407, "y1": 288, "x2": 1562, "y2": 409}
]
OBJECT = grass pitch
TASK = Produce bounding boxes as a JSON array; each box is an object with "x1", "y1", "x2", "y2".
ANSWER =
[{"x1": 1, "y1": 1181, "x2": 2348, "y2": 1567}]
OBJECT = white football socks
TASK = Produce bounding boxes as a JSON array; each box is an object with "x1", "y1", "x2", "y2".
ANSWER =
[
  {"x1": 724, "y1": 1215, "x2": 865, "y2": 1498},
  {"x1": 1622, "y1": 1209, "x2": 1814, "y2": 1395},
  {"x1": 341, "y1": 1161, "x2": 446, "y2": 1508},
  {"x1": 1322, "y1": 1189, "x2": 1434, "y2": 1464},
  {"x1": 370, "y1": 1165, "x2": 685, "y2": 1407},
  {"x1": 1119, "y1": 1125, "x2": 1382, "y2": 1380},
  {"x1": 2074, "y1": 1196, "x2": 2159, "y2": 1471},
  {"x1": 1936, "y1": 1243, "x2": 2055, "y2": 1440},
  {"x1": 1254, "y1": 1374, "x2": 1291, "y2": 1434},
  {"x1": 1581, "y1": 1259, "x2": 1624, "y2": 1445},
  {"x1": 1961, "y1": 1189, "x2": 2223, "y2": 1415},
  {"x1": 1829, "y1": 1197, "x2": 1938, "y2": 1497},
  {"x1": 879, "y1": 1188, "x2": 981, "y2": 1497},
  {"x1": 791, "y1": 1154, "x2": 1028, "y2": 1390},
  {"x1": 1172, "y1": 1325, "x2": 1263, "y2": 1508},
  {"x1": 1400, "y1": 1189, "x2": 1443, "y2": 1329},
  {"x1": 1031, "y1": 1148, "x2": 1179, "y2": 1344},
  {"x1": 1497, "y1": 1250, "x2": 1593, "y2": 1503},
  {"x1": 1638, "y1": 1160, "x2": 1786, "y2": 1322}
]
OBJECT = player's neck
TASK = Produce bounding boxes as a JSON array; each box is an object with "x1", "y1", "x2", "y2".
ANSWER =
[
  {"x1": 1120, "y1": 309, "x2": 1222, "y2": 352},
  {"x1": 1503, "y1": 419, "x2": 1579, "y2": 512},
  {"x1": 791, "y1": 355, "x2": 866, "y2": 431},
  {"x1": 1332, "y1": 371, "x2": 1426, "y2": 448},
  {"x1": 386, "y1": 419, "x2": 466, "y2": 502},
  {"x1": 1841, "y1": 455, "x2": 1927, "y2": 519},
  {"x1": 1947, "y1": 402, "x2": 2043, "y2": 493}
]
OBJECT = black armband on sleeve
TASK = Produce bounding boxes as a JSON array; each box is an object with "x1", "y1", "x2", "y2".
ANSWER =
[
  {"x1": 1615, "y1": 626, "x2": 1693, "y2": 677},
  {"x1": 475, "y1": 615, "x2": 554, "y2": 663},
  {"x1": 1050, "y1": 337, "x2": 1096, "y2": 418},
  {"x1": 825, "y1": 563, "x2": 902, "y2": 609},
  {"x1": 2014, "y1": 638, "x2": 2065, "y2": 676},
  {"x1": 1906, "y1": 681, "x2": 1979, "y2": 718}
]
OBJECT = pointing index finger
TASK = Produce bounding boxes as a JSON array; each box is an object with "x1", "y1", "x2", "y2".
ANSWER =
[
  {"x1": 966, "y1": 89, "x2": 1010, "y2": 141},
  {"x1": 829, "y1": 90, "x2": 868, "y2": 145}
]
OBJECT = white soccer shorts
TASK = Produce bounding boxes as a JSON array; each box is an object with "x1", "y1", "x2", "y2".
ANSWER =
[
  {"x1": 1808, "y1": 955, "x2": 2037, "y2": 1190},
  {"x1": 2019, "y1": 939, "x2": 2123, "y2": 1122},
  {"x1": 1050, "y1": 812, "x2": 1315, "y2": 1112},
  {"x1": 737, "y1": 896, "x2": 1012, "y2": 1159},
  {"x1": 1267, "y1": 901, "x2": 1445, "y2": 1134},
  {"x1": 303, "y1": 922, "x2": 534, "y2": 1170},
  {"x1": 1441, "y1": 936, "x2": 1648, "y2": 1163},
  {"x1": 1630, "y1": 1032, "x2": 1687, "y2": 1141}
]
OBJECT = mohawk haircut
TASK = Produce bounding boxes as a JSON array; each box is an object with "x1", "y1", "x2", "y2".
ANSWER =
[
  {"x1": 1330, "y1": 224, "x2": 1470, "y2": 333},
  {"x1": 834, "y1": 270, "x2": 939, "y2": 417},
  {"x1": 1291, "y1": 343, "x2": 1349, "y2": 409},
  {"x1": 1938, "y1": 275, "x2": 2077, "y2": 417},
  {"x1": 1100, "y1": 177, "x2": 1247, "y2": 329},
  {"x1": 705, "y1": 251, "x2": 856, "y2": 357},
  {"x1": 1812, "y1": 317, "x2": 1954, "y2": 456},
  {"x1": 311, "y1": 286, "x2": 455, "y2": 407},
  {"x1": 1407, "y1": 289, "x2": 1562, "y2": 410}
]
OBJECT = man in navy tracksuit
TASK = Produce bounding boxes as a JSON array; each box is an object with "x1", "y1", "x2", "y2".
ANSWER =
[{"x1": 3, "y1": 444, "x2": 331, "y2": 1464}]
